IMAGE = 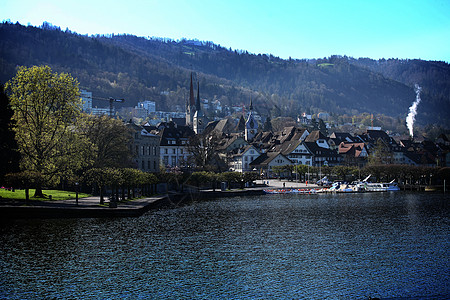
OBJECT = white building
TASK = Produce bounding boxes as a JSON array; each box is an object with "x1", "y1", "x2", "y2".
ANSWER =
[
  {"x1": 80, "y1": 90, "x2": 92, "y2": 113},
  {"x1": 283, "y1": 142, "x2": 313, "y2": 166},
  {"x1": 136, "y1": 100, "x2": 156, "y2": 115},
  {"x1": 91, "y1": 107, "x2": 110, "y2": 116},
  {"x1": 230, "y1": 145, "x2": 261, "y2": 172}
]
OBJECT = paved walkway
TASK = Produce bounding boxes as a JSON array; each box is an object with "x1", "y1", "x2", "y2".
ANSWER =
[
  {"x1": 47, "y1": 195, "x2": 165, "y2": 209},
  {"x1": 1, "y1": 180, "x2": 320, "y2": 219}
]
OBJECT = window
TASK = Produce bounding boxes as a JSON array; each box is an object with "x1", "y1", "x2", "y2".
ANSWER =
[{"x1": 172, "y1": 149, "x2": 176, "y2": 154}]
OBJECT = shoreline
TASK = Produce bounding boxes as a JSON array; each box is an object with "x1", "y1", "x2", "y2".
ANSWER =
[
  {"x1": 1, "y1": 180, "x2": 311, "y2": 220},
  {"x1": 3, "y1": 179, "x2": 436, "y2": 219}
]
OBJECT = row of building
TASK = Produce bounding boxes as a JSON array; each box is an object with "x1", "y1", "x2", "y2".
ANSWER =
[
  {"x1": 84, "y1": 75, "x2": 450, "y2": 176},
  {"x1": 126, "y1": 77, "x2": 450, "y2": 176}
]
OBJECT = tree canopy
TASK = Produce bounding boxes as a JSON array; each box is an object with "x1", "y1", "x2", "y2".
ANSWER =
[
  {"x1": 6, "y1": 65, "x2": 90, "y2": 196},
  {"x1": 77, "y1": 114, "x2": 134, "y2": 169}
]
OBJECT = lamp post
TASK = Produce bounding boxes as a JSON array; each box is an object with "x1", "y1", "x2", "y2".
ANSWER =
[{"x1": 75, "y1": 182, "x2": 79, "y2": 206}]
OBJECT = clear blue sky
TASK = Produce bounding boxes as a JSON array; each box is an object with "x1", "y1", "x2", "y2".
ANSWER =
[{"x1": 3, "y1": 0, "x2": 450, "y2": 62}]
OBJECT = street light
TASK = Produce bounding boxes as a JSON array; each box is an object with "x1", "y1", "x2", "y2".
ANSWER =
[{"x1": 75, "y1": 182, "x2": 79, "y2": 206}]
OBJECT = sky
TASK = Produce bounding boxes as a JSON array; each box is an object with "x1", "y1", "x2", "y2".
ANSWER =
[{"x1": 2, "y1": 0, "x2": 450, "y2": 62}]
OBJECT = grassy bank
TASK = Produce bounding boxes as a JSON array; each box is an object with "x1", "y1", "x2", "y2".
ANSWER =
[{"x1": 0, "y1": 189, "x2": 91, "y2": 201}]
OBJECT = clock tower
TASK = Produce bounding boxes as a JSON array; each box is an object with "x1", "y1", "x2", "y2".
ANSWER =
[{"x1": 245, "y1": 98, "x2": 258, "y2": 141}]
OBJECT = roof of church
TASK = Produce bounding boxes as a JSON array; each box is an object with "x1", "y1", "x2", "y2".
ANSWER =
[{"x1": 189, "y1": 73, "x2": 195, "y2": 106}]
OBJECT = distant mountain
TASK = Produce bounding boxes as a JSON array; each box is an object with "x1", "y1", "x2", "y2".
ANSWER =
[{"x1": 1, "y1": 21, "x2": 449, "y2": 127}]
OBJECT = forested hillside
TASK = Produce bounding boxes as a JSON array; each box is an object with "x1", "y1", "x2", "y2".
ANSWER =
[{"x1": 1, "y1": 21, "x2": 449, "y2": 127}]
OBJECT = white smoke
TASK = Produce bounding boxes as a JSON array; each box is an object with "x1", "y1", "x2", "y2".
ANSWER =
[{"x1": 406, "y1": 84, "x2": 421, "y2": 138}]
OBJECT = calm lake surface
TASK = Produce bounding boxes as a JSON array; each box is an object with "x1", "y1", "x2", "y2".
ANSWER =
[{"x1": 1, "y1": 192, "x2": 449, "y2": 299}]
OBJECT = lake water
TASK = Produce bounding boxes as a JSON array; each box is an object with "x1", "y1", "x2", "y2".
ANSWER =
[{"x1": 1, "y1": 192, "x2": 449, "y2": 299}]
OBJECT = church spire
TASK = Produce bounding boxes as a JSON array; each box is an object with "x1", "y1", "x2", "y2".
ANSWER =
[
  {"x1": 245, "y1": 95, "x2": 258, "y2": 142},
  {"x1": 196, "y1": 81, "x2": 201, "y2": 111},
  {"x1": 189, "y1": 73, "x2": 195, "y2": 106}
]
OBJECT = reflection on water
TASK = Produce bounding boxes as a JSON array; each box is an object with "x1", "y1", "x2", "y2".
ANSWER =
[{"x1": 1, "y1": 192, "x2": 449, "y2": 299}]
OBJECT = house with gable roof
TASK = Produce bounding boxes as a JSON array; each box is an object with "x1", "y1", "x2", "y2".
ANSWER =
[
  {"x1": 229, "y1": 145, "x2": 261, "y2": 172},
  {"x1": 249, "y1": 151, "x2": 293, "y2": 178},
  {"x1": 149, "y1": 121, "x2": 195, "y2": 168},
  {"x1": 338, "y1": 142, "x2": 368, "y2": 167},
  {"x1": 305, "y1": 130, "x2": 330, "y2": 149},
  {"x1": 271, "y1": 140, "x2": 313, "y2": 166},
  {"x1": 304, "y1": 142, "x2": 342, "y2": 167},
  {"x1": 328, "y1": 132, "x2": 355, "y2": 149}
]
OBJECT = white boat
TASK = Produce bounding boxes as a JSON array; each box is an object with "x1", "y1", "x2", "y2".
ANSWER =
[{"x1": 365, "y1": 180, "x2": 400, "y2": 192}]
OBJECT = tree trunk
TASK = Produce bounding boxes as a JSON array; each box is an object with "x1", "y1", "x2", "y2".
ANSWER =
[
  {"x1": 100, "y1": 186, "x2": 104, "y2": 205},
  {"x1": 34, "y1": 185, "x2": 45, "y2": 198}
]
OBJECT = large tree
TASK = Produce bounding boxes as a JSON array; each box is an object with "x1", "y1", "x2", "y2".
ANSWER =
[
  {"x1": 77, "y1": 114, "x2": 134, "y2": 168},
  {"x1": 6, "y1": 65, "x2": 90, "y2": 197},
  {"x1": 187, "y1": 131, "x2": 227, "y2": 172},
  {"x1": 0, "y1": 83, "x2": 20, "y2": 181}
]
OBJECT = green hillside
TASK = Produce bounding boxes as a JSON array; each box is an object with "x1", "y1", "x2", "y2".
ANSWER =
[{"x1": 1, "y1": 21, "x2": 449, "y2": 127}]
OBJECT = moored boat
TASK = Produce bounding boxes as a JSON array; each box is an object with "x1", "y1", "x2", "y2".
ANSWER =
[
  {"x1": 365, "y1": 181, "x2": 400, "y2": 192},
  {"x1": 263, "y1": 188, "x2": 317, "y2": 194}
]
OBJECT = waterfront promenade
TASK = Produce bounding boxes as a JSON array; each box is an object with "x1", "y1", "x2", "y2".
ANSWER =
[{"x1": 0, "y1": 180, "x2": 318, "y2": 219}]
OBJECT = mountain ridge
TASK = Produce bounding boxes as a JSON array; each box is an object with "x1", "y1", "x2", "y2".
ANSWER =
[{"x1": 1, "y1": 21, "x2": 449, "y2": 128}]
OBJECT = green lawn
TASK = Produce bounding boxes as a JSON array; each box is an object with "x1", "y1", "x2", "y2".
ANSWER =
[
  {"x1": 318, "y1": 63, "x2": 334, "y2": 67},
  {"x1": 0, "y1": 189, "x2": 91, "y2": 201}
]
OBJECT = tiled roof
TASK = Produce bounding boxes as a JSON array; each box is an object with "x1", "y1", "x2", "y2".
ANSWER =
[
  {"x1": 338, "y1": 142, "x2": 366, "y2": 158},
  {"x1": 250, "y1": 151, "x2": 290, "y2": 166},
  {"x1": 305, "y1": 130, "x2": 326, "y2": 142}
]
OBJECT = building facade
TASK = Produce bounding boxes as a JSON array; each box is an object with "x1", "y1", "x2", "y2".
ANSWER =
[{"x1": 128, "y1": 123, "x2": 160, "y2": 173}]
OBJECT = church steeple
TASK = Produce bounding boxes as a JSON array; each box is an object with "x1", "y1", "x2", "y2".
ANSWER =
[
  {"x1": 196, "y1": 81, "x2": 201, "y2": 111},
  {"x1": 193, "y1": 80, "x2": 207, "y2": 134},
  {"x1": 189, "y1": 73, "x2": 195, "y2": 107},
  {"x1": 186, "y1": 73, "x2": 197, "y2": 127},
  {"x1": 245, "y1": 97, "x2": 258, "y2": 142}
]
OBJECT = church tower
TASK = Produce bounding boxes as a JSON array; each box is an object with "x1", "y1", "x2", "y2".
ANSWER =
[
  {"x1": 193, "y1": 81, "x2": 207, "y2": 134},
  {"x1": 186, "y1": 73, "x2": 196, "y2": 127},
  {"x1": 245, "y1": 97, "x2": 258, "y2": 141}
]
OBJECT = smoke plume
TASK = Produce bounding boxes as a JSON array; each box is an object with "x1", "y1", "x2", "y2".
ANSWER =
[{"x1": 406, "y1": 84, "x2": 421, "y2": 138}]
